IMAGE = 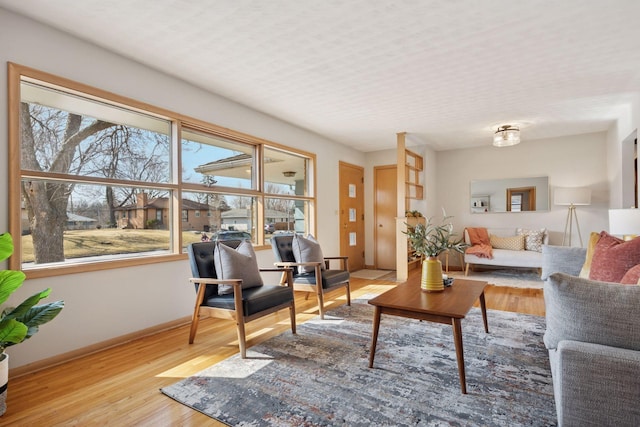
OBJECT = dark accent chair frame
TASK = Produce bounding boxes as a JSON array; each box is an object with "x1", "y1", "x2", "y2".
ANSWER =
[
  {"x1": 270, "y1": 234, "x2": 351, "y2": 319},
  {"x1": 187, "y1": 240, "x2": 296, "y2": 358}
]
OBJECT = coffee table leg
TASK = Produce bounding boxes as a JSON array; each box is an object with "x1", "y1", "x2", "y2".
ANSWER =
[
  {"x1": 368, "y1": 306, "x2": 381, "y2": 368},
  {"x1": 479, "y1": 291, "x2": 489, "y2": 333},
  {"x1": 452, "y1": 318, "x2": 467, "y2": 394}
]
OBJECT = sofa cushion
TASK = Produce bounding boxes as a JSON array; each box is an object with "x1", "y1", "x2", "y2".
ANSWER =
[
  {"x1": 490, "y1": 234, "x2": 525, "y2": 251},
  {"x1": 579, "y1": 231, "x2": 601, "y2": 278},
  {"x1": 589, "y1": 232, "x2": 640, "y2": 283},
  {"x1": 292, "y1": 234, "x2": 325, "y2": 274},
  {"x1": 541, "y1": 245, "x2": 586, "y2": 280},
  {"x1": 214, "y1": 240, "x2": 263, "y2": 295},
  {"x1": 543, "y1": 272, "x2": 640, "y2": 352},
  {"x1": 517, "y1": 228, "x2": 546, "y2": 252}
]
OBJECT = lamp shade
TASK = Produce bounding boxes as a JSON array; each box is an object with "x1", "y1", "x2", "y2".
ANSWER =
[
  {"x1": 609, "y1": 209, "x2": 640, "y2": 237},
  {"x1": 554, "y1": 187, "x2": 591, "y2": 206}
]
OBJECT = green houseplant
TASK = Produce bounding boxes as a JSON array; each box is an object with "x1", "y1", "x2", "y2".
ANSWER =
[
  {"x1": 404, "y1": 212, "x2": 467, "y2": 292},
  {"x1": 0, "y1": 233, "x2": 64, "y2": 415}
]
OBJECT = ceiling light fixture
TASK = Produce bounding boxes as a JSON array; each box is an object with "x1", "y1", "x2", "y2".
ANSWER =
[
  {"x1": 493, "y1": 124, "x2": 520, "y2": 147},
  {"x1": 282, "y1": 171, "x2": 296, "y2": 178}
]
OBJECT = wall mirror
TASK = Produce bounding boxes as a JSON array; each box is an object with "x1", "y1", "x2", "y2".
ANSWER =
[{"x1": 470, "y1": 176, "x2": 549, "y2": 213}]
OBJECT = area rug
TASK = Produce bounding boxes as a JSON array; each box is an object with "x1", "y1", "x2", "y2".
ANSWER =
[
  {"x1": 450, "y1": 268, "x2": 544, "y2": 288},
  {"x1": 161, "y1": 301, "x2": 556, "y2": 426}
]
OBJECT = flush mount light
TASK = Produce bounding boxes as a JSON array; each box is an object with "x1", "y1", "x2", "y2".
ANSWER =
[
  {"x1": 282, "y1": 171, "x2": 296, "y2": 178},
  {"x1": 493, "y1": 125, "x2": 520, "y2": 147}
]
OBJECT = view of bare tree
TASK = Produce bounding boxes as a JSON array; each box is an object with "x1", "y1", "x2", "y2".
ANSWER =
[{"x1": 20, "y1": 102, "x2": 169, "y2": 263}]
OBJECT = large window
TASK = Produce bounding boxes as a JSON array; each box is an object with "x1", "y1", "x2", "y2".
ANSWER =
[
  {"x1": 181, "y1": 129, "x2": 255, "y2": 189},
  {"x1": 8, "y1": 64, "x2": 316, "y2": 276}
]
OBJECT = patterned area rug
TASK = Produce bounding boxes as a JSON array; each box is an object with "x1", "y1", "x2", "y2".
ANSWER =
[
  {"x1": 161, "y1": 301, "x2": 556, "y2": 426},
  {"x1": 450, "y1": 268, "x2": 544, "y2": 288}
]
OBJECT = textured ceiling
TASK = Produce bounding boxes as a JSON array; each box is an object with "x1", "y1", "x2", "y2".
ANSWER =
[{"x1": 2, "y1": 0, "x2": 640, "y2": 152}]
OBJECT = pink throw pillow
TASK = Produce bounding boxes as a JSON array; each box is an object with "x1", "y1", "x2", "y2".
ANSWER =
[
  {"x1": 621, "y1": 264, "x2": 640, "y2": 285},
  {"x1": 589, "y1": 232, "x2": 640, "y2": 283}
]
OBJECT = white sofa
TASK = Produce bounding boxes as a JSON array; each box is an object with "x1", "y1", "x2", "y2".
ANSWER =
[{"x1": 463, "y1": 227, "x2": 548, "y2": 275}]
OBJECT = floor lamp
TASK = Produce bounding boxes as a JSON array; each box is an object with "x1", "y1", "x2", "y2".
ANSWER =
[{"x1": 554, "y1": 187, "x2": 591, "y2": 247}]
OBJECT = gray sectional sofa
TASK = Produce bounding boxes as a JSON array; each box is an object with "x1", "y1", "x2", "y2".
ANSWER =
[{"x1": 541, "y1": 245, "x2": 640, "y2": 426}]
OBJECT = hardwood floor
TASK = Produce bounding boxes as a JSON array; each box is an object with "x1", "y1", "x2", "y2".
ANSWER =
[{"x1": 3, "y1": 273, "x2": 544, "y2": 426}]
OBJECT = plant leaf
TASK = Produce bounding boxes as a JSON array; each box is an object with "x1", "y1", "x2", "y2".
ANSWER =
[
  {"x1": 6, "y1": 288, "x2": 55, "y2": 321},
  {"x1": 18, "y1": 300, "x2": 65, "y2": 334},
  {"x1": 0, "y1": 317, "x2": 28, "y2": 350},
  {"x1": 0, "y1": 233, "x2": 13, "y2": 263},
  {"x1": 0, "y1": 270, "x2": 26, "y2": 306}
]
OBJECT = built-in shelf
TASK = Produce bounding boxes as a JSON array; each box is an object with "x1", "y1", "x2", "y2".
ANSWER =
[
  {"x1": 395, "y1": 133, "x2": 426, "y2": 281},
  {"x1": 405, "y1": 149, "x2": 424, "y2": 201}
]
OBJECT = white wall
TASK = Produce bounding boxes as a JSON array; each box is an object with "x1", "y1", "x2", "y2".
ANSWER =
[
  {"x1": 434, "y1": 132, "x2": 610, "y2": 254},
  {"x1": 606, "y1": 102, "x2": 635, "y2": 208},
  {"x1": 0, "y1": 9, "x2": 364, "y2": 369}
]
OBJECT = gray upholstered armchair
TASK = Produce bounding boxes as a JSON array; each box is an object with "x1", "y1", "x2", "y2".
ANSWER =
[
  {"x1": 187, "y1": 240, "x2": 296, "y2": 358},
  {"x1": 542, "y1": 245, "x2": 640, "y2": 426},
  {"x1": 270, "y1": 233, "x2": 350, "y2": 319}
]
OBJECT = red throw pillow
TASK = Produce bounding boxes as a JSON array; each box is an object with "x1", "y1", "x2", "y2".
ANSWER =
[
  {"x1": 621, "y1": 264, "x2": 640, "y2": 285},
  {"x1": 589, "y1": 232, "x2": 640, "y2": 283}
]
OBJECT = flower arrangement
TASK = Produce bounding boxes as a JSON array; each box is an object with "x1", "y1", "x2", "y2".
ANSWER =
[
  {"x1": 404, "y1": 212, "x2": 467, "y2": 258},
  {"x1": 405, "y1": 210, "x2": 423, "y2": 218}
]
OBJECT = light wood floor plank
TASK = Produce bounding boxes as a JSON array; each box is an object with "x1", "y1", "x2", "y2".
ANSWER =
[{"x1": 3, "y1": 273, "x2": 544, "y2": 425}]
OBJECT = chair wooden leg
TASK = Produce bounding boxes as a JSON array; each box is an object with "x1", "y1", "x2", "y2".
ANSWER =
[
  {"x1": 232, "y1": 287, "x2": 248, "y2": 358},
  {"x1": 345, "y1": 281, "x2": 351, "y2": 306},
  {"x1": 188, "y1": 312, "x2": 200, "y2": 344},
  {"x1": 289, "y1": 302, "x2": 296, "y2": 334},
  {"x1": 237, "y1": 320, "x2": 247, "y2": 359},
  {"x1": 316, "y1": 288, "x2": 325, "y2": 319},
  {"x1": 189, "y1": 283, "x2": 207, "y2": 344},
  {"x1": 465, "y1": 263, "x2": 470, "y2": 276}
]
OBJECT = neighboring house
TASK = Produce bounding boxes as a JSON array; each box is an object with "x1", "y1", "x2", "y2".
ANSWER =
[
  {"x1": 21, "y1": 208, "x2": 97, "y2": 234},
  {"x1": 220, "y1": 208, "x2": 252, "y2": 232},
  {"x1": 115, "y1": 193, "x2": 221, "y2": 231},
  {"x1": 66, "y1": 213, "x2": 98, "y2": 230},
  {"x1": 265, "y1": 208, "x2": 293, "y2": 226}
]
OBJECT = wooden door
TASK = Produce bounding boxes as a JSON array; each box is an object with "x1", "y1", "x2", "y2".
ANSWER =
[
  {"x1": 339, "y1": 162, "x2": 365, "y2": 271},
  {"x1": 374, "y1": 165, "x2": 397, "y2": 270}
]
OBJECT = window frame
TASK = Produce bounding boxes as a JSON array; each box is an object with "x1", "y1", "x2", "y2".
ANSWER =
[{"x1": 8, "y1": 63, "x2": 316, "y2": 279}]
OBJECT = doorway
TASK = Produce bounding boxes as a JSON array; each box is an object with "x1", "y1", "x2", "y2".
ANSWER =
[
  {"x1": 506, "y1": 187, "x2": 536, "y2": 212},
  {"x1": 339, "y1": 162, "x2": 365, "y2": 271},
  {"x1": 374, "y1": 165, "x2": 397, "y2": 270}
]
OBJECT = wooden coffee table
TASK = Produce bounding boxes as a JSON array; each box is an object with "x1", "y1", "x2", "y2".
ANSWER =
[{"x1": 368, "y1": 276, "x2": 488, "y2": 394}]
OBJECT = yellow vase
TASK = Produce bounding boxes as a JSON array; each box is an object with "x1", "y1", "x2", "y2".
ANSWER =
[{"x1": 421, "y1": 257, "x2": 444, "y2": 292}]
